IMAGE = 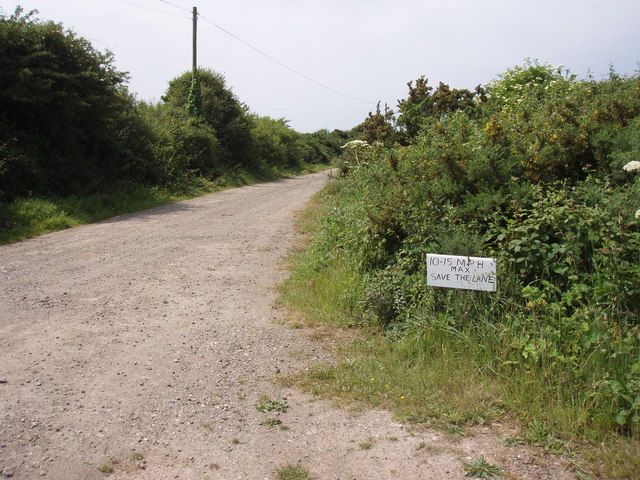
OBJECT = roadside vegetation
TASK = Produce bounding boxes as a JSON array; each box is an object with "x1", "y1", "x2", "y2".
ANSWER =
[
  {"x1": 281, "y1": 61, "x2": 640, "y2": 478},
  {"x1": 275, "y1": 463, "x2": 311, "y2": 480},
  {"x1": 3, "y1": 4, "x2": 640, "y2": 477},
  {"x1": 0, "y1": 7, "x2": 351, "y2": 243}
]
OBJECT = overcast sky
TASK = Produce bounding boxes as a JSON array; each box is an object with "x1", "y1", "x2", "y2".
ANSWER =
[{"x1": 1, "y1": 0, "x2": 639, "y2": 132}]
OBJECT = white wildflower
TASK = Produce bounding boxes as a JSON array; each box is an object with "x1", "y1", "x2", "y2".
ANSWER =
[
  {"x1": 622, "y1": 161, "x2": 640, "y2": 173},
  {"x1": 341, "y1": 140, "x2": 370, "y2": 150},
  {"x1": 636, "y1": 209, "x2": 640, "y2": 220}
]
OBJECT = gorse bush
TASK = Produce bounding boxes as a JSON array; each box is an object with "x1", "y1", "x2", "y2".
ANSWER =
[
  {"x1": 396, "y1": 76, "x2": 485, "y2": 142},
  {"x1": 295, "y1": 61, "x2": 640, "y2": 442}
]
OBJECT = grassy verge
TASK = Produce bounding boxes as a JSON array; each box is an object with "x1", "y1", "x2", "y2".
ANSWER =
[
  {"x1": 279, "y1": 179, "x2": 640, "y2": 479},
  {"x1": 280, "y1": 180, "x2": 366, "y2": 329},
  {"x1": 0, "y1": 162, "x2": 330, "y2": 245}
]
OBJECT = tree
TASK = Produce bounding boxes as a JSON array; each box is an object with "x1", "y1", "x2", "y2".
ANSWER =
[{"x1": 162, "y1": 69, "x2": 253, "y2": 166}]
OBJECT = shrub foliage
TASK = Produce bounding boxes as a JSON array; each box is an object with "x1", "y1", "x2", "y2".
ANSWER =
[
  {"x1": 302, "y1": 60, "x2": 640, "y2": 440},
  {"x1": 0, "y1": 7, "x2": 153, "y2": 197}
]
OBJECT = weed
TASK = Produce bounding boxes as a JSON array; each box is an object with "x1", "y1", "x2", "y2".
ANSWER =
[
  {"x1": 275, "y1": 463, "x2": 311, "y2": 480},
  {"x1": 445, "y1": 423, "x2": 465, "y2": 436},
  {"x1": 131, "y1": 452, "x2": 144, "y2": 461},
  {"x1": 359, "y1": 437, "x2": 376, "y2": 450},
  {"x1": 502, "y1": 420, "x2": 568, "y2": 453},
  {"x1": 522, "y1": 420, "x2": 567, "y2": 453},
  {"x1": 584, "y1": 436, "x2": 640, "y2": 479},
  {"x1": 97, "y1": 463, "x2": 114, "y2": 474},
  {"x1": 231, "y1": 437, "x2": 241, "y2": 445},
  {"x1": 262, "y1": 417, "x2": 283, "y2": 427},
  {"x1": 463, "y1": 457, "x2": 502, "y2": 479},
  {"x1": 291, "y1": 336, "x2": 503, "y2": 430},
  {"x1": 255, "y1": 396, "x2": 289, "y2": 413},
  {"x1": 261, "y1": 417, "x2": 288, "y2": 430},
  {"x1": 308, "y1": 330, "x2": 331, "y2": 341}
]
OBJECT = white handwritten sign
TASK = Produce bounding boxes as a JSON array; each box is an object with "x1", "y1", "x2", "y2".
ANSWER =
[{"x1": 426, "y1": 254, "x2": 497, "y2": 292}]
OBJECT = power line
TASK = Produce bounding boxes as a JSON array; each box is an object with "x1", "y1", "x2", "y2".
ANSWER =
[
  {"x1": 149, "y1": 0, "x2": 373, "y2": 105},
  {"x1": 557, "y1": 7, "x2": 640, "y2": 60},
  {"x1": 533, "y1": 0, "x2": 609, "y2": 56},
  {"x1": 117, "y1": 0, "x2": 374, "y2": 105},
  {"x1": 156, "y1": 0, "x2": 192, "y2": 14},
  {"x1": 197, "y1": 13, "x2": 374, "y2": 105},
  {"x1": 112, "y1": 0, "x2": 190, "y2": 20}
]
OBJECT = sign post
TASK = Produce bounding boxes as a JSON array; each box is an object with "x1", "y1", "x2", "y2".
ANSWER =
[{"x1": 426, "y1": 254, "x2": 497, "y2": 292}]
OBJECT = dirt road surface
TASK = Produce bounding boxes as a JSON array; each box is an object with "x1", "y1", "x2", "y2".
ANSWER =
[{"x1": 0, "y1": 172, "x2": 571, "y2": 479}]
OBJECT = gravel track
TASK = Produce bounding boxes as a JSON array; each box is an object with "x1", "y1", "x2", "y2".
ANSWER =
[{"x1": 0, "y1": 172, "x2": 571, "y2": 479}]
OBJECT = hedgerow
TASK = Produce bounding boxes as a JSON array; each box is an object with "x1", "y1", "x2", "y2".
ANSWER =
[
  {"x1": 0, "y1": 8, "x2": 350, "y2": 238},
  {"x1": 294, "y1": 61, "x2": 640, "y2": 445}
]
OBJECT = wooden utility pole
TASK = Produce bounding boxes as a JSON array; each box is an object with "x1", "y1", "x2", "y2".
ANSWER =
[
  {"x1": 192, "y1": 6, "x2": 198, "y2": 75},
  {"x1": 187, "y1": 6, "x2": 201, "y2": 117}
]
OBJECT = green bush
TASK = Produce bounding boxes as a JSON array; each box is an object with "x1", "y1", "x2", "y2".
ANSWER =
[
  {"x1": 397, "y1": 76, "x2": 483, "y2": 142},
  {"x1": 141, "y1": 103, "x2": 223, "y2": 182},
  {"x1": 162, "y1": 68, "x2": 253, "y2": 166},
  {"x1": 310, "y1": 128, "x2": 350, "y2": 158},
  {"x1": 297, "y1": 133, "x2": 332, "y2": 164},
  {"x1": 0, "y1": 7, "x2": 153, "y2": 198},
  {"x1": 250, "y1": 116, "x2": 302, "y2": 167}
]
